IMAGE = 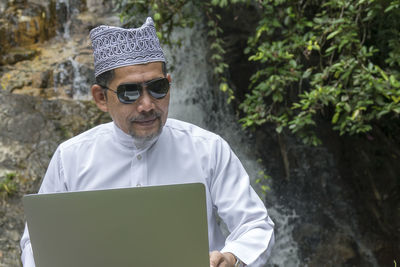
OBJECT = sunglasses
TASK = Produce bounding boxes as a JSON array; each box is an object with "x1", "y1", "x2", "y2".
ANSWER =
[{"x1": 100, "y1": 77, "x2": 170, "y2": 104}]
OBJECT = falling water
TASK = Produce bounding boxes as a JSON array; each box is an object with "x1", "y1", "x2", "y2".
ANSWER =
[
  {"x1": 164, "y1": 22, "x2": 302, "y2": 267},
  {"x1": 51, "y1": 0, "x2": 120, "y2": 100},
  {"x1": 69, "y1": 57, "x2": 92, "y2": 99},
  {"x1": 56, "y1": 0, "x2": 81, "y2": 39}
]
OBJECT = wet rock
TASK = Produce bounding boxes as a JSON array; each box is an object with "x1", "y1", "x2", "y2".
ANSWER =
[
  {"x1": 87, "y1": 0, "x2": 113, "y2": 13},
  {"x1": 0, "y1": 1, "x2": 57, "y2": 53},
  {"x1": 7, "y1": 231, "x2": 20, "y2": 242},
  {"x1": 0, "y1": 0, "x2": 88, "y2": 66},
  {"x1": 0, "y1": 47, "x2": 39, "y2": 65},
  {"x1": 31, "y1": 69, "x2": 53, "y2": 89},
  {"x1": 0, "y1": 90, "x2": 110, "y2": 266},
  {"x1": 52, "y1": 56, "x2": 93, "y2": 97},
  {"x1": 0, "y1": 91, "x2": 105, "y2": 182},
  {"x1": 0, "y1": 0, "x2": 120, "y2": 99},
  {"x1": 307, "y1": 233, "x2": 358, "y2": 266},
  {"x1": 0, "y1": 35, "x2": 95, "y2": 98}
]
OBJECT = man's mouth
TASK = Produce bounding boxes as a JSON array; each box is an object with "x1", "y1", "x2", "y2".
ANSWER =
[
  {"x1": 134, "y1": 117, "x2": 157, "y2": 125},
  {"x1": 130, "y1": 111, "x2": 161, "y2": 127}
]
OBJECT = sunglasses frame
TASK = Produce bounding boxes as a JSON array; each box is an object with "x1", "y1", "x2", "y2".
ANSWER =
[{"x1": 100, "y1": 77, "x2": 170, "y2": 104}]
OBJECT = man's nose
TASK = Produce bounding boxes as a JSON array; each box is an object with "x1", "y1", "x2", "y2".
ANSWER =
[{"x1": 136, "y1": 88, "x2": 155, "y2": 112}]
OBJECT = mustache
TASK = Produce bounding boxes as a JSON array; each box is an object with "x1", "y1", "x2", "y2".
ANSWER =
[{"x1": 130, "y1": 111, "x2": 161, "y2": 122}]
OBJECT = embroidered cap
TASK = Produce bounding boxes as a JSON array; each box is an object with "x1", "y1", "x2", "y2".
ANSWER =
[{"x1": 90, "y1": 17, "x2": 165, "y2": 77}]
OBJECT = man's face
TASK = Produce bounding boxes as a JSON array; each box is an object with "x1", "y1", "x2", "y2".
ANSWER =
[{"x1": 105, "y1": 62, "x2": 170, "y2": 141}]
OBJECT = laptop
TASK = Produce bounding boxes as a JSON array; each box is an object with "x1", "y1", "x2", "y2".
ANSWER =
[{"x1": 23, "y1": 183, "x2": 210, "y2": 267}]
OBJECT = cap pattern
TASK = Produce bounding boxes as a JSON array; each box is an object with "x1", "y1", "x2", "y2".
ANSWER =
[{"x1": 90, "y1": 17, "x2": 165, "y2": 77}]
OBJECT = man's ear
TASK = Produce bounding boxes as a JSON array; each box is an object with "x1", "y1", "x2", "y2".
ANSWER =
[
  {"x1": 91, "y1": 84, "x2": 108, "y2": 112},
  {"x1": 167, "y1": 73, "x2": 172, "y2": 83}
]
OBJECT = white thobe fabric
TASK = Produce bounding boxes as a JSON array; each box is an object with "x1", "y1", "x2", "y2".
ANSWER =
[{"x1": 20, "y1": 118, "x2": 274, "y2": 266}]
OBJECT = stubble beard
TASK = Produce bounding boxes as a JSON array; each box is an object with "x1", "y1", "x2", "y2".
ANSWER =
[{"x1": 128, "y1": 111, "x2": 163, "y2": 148}]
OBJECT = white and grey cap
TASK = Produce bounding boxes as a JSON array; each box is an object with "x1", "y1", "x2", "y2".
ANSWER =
[{"x1": 90, "y1": 17, "x2": 165, "y2": 77}]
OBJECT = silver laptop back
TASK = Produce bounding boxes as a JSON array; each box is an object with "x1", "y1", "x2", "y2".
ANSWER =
[{"x1": 23, "y1": 183, "x2": 209, "y2": 267}]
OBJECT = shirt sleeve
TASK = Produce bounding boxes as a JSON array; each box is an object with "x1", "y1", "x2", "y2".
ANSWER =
[
  {"x1": 20, "y1": 225, "x2": 35, "y2": 267},
  {"x1": 209, "y1": 137, "x2": 275, "y2": 266},
  {"x1": 20, "y1": 147, "x2": 66, "y2": 267}
]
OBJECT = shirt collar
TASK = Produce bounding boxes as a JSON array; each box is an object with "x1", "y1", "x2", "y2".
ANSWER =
[{"x1": 112, "y1": 122, "x2": 159, "y2": 151}]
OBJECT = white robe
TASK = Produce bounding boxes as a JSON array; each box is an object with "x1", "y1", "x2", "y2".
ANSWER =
[{"x1": 20, "y1": 118, "x2": 274, "y2": 266}]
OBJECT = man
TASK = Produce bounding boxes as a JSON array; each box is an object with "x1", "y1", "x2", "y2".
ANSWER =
[{"x1": 20, "y1": 17, "x2": 274, "y2": 267}]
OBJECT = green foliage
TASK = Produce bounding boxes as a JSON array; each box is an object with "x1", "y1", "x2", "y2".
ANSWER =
[
  {"x1": 255, "y1": 169, "x2": 271, "y2": 196},
  {"x1": 0, "y1": 172, "x2": 18, "y2": 197},
  {"x1": 115, "y1": 0, "x2": 400, "y2": 146},
  {"x1": 242, "y1": 0, "x2": 400, "y2": 145}
]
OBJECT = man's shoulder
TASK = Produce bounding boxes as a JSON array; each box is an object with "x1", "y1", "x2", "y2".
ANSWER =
[
  {"x1": 164, "y1": 118, "x2": 219, "y2": 141},
  {"x1": 59, "y1": 122, "x2": 113, "y2": 149}
]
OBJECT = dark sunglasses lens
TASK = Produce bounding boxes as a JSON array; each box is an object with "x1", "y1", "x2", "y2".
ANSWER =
[
  {"x1": 147, "y1": 78, "x2": 169, "y2": 99},
  {"x1": 117, "y1": 84, "x2": 141, "y2": 103}
]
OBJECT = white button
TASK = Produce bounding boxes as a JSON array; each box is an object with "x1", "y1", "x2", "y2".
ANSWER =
[
  {"x1": 136, "y1": 183, "x2": 141, "y2": 187},
  {"x1": 137, "y1": 154, "x2": 142, "y2": 160}
]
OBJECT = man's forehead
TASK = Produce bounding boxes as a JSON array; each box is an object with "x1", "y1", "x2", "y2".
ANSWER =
[{"x1": 112, "y1": 63, "x2": 164, "y2": 83}]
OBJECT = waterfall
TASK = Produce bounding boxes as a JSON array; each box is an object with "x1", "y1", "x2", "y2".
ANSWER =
[
  {"x1": 164, "y1": 22, "x2": 302, "y2": 267},
  {"x1": 56, "y1": 0, "x2": 71, "y2": 38},
  {"x1": 163, "y1": 13, "x2": 380, "y2": 266},
  {"x1": 51, "y1": 0, "x2": 120, "y2": 100},
  {"x1": 56, "y1": 0, "x2": 81, "y2": 39}
]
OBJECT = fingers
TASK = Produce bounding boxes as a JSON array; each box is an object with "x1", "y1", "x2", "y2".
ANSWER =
[
  {"x1": 222, "y1": 252, "x2": 236, "y2": 266},
  {"x1": 209, "y1": 251, "x2": 236, "y2": 267},
  {"x1": 209, "y1": 250, "x2": 224, "y2": 267}
]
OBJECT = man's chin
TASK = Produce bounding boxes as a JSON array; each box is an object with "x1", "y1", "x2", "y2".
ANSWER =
[
  {"x1": 133, "y1": 132, "x2": 158, "y2": 142},
  {"x1": 129, "y1": 127, "x2": 162, "y2": 142},
  {"x1": 128, "y1": 118, "x2": 163, "y2": 143}
]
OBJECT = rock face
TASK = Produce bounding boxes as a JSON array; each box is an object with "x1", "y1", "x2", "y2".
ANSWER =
[
  {"x1": 0, "y1": 91, "x2": 110, "y2": 266},
  {"x1": 0, "y1": 1, "x2": 116, "y2": 265},
  {"x1": 0, "y1": 0, "x2": 90, "y2": 65},
  {"x1": 0, "y1": 0, "x2": 116, "y2": 99}
]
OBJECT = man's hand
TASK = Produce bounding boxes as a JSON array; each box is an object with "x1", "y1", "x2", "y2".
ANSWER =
[{"x1": 209, "y1": 251, "x2": 237, "y2": 267}]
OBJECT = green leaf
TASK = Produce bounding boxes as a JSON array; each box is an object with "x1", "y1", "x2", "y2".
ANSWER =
[
  {"x1": 326, "y1": 45, "x2": 337, "y2": 54},
  {"x1": 390, "y1": 75, "x2": 399, "y2": 87},
  {"x1": 344, "y1": 103, "x2": 351, "y2": 113},
  {"x1": 332, "y1": 112, "x2": 340, "y2": 124},
  {"x1": 302, "y1": 68, "x2": 312, "y2": 79},
  {"x1": 385, "y1": 4, "x2": 397, "y2": 13},
  {"x1": 220, "y1": 83, "x2": 228, "y2": 92},
  {"x1": 377, "y1": 109, "x2": 390, "y2": 118},
  {"x1": 154, "y1": 12, "x2": 161, "y2": 21},
  {"x1": 351, "y1": 109, "x2": 361, "y2": 120},
  {"x1": 376, "y1": 66, "x2": 389, "y2": 81},
  {"x1": 327, "y1": 29, "x2": 341, "y2": 40}
]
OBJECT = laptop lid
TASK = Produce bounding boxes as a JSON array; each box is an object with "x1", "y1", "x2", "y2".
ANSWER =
[{"x1": 23, "y1": 183, "x2": 210, "y2": 267}]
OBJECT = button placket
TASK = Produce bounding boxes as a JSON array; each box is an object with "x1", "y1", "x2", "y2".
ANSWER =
[{"x1": 132, "y1": 151, "x2": 146, "y2": 187}]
